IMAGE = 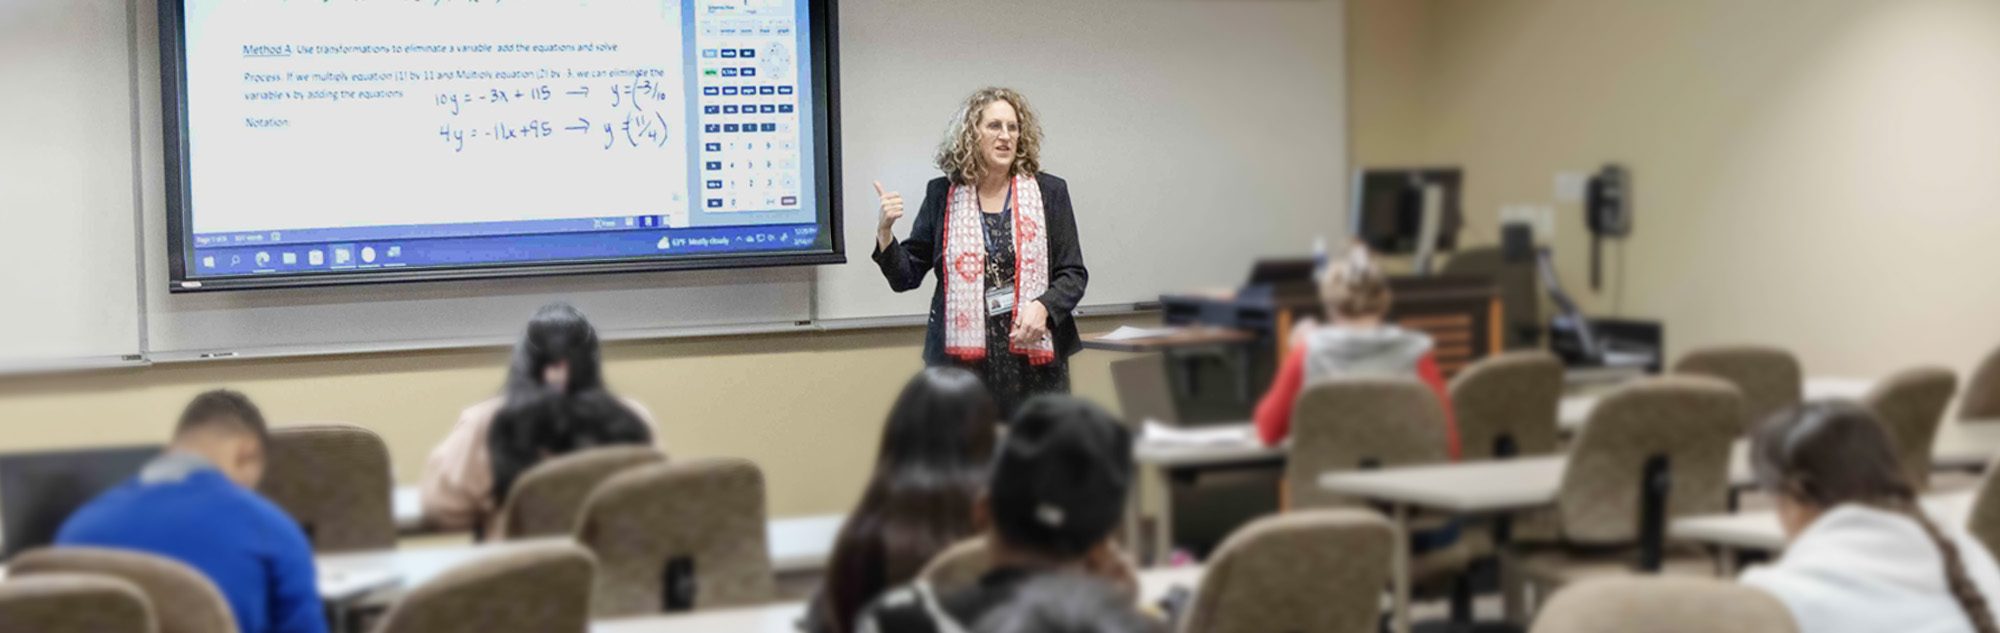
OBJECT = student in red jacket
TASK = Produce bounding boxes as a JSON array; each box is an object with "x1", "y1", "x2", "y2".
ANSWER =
[{"x1": 1254, "y1": 247, "x2": 1459, "y2": 459}]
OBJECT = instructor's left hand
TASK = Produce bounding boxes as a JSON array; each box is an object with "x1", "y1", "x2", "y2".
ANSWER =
[{"x1": 1011, "y1": 300, "x2": 1051, "y2": 346}]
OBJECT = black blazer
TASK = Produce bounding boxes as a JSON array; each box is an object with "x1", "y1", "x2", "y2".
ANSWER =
[{"x1": 872, "y1": 173, "x2": 1089, "y2": 366}]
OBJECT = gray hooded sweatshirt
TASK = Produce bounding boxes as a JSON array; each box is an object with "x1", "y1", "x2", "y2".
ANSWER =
[{"x1": 1302, "y1": 325, "x2": 1434, "y2": 385}]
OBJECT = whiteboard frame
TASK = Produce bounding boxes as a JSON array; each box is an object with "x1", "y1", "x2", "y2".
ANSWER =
[{"x1": 153, "y1": 0, "x2": 848, "y2": 293}]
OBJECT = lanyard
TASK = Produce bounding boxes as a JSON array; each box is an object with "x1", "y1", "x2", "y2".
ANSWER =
[{"x1": 980, "y1": 183, "x2": 1015, "y2": 255}]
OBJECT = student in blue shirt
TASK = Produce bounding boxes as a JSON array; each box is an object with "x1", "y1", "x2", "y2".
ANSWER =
[{"x1": 58, "y1": 390, "x2": 326, "y2": 633}]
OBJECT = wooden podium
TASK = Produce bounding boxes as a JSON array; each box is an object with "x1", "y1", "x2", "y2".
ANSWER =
[{"x1": 1149, "y1": 275, "x2": 1502, "y2": 378}]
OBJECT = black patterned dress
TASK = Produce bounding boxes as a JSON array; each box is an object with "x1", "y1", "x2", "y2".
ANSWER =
[
  {"x1": 958, "y1": 204, "x2": 1070, "y2": 419},
  {"x1": 872, "y1": 174, "x2": 1090, "y2": 420}
]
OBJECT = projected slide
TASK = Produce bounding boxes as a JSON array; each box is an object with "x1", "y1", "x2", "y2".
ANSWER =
[{"x1": 164, "y1": 0, "x2": 836, "y2": 290}]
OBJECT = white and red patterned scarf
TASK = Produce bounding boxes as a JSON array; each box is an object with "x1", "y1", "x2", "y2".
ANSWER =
[{"x1": 942, "y1": 173, "x2": 1054, "y2": 365}]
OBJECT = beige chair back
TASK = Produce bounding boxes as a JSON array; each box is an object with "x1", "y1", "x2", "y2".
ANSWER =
[
  {"x1": 1181, "y1": 510, "x2": 1394, "y2": 633},
  {"x1": 259, "y1": 422, "x2": 396, "y2": 552},
  {"x1": 10, "y1": 547, "x2": 237, "y2": 633},
  {"x1": 917, "y1": 536, "x2": 997, "y2": 597},
  {"x1": 372, "y1": 542, "x2": 597, "y2": 633},
  {"x1": 915, "y1": 536, "x2": 1141, "y2": 603},
  {"x1": 1557, "y1": 376, "x2": 1744, "y2": 545},
  {"x1": 1674, "y1": 345, "x2": 1803, "y2": 425},
  {"x1": 1962, "y1": 345, "x2": 2000, "y2": 421},
  {"x1": 1968, "y1": 458, "x2": 2000, "y2": 556},
  {"x1": 1866, "y1": 366, "x2": 1959, "y2": 486},
  {"x1": 1450, "y1": 351, "x2": 1564, "y2": 460},
  {"x1": 576, "y1": 457, "x2": 775, "y2": 617},
  {"x1": 1285, "y1": 376, "x2": 1451, "y2": 509},
  {"x1": 495, "y1": 446, "x2": 665, "y2": 539},
  {"x1": 0, "y1": 573, "x2": 156, "y2": 633},
  {"x1": 1531, "y1": 576, "x2": 1798, "y2": 633}
]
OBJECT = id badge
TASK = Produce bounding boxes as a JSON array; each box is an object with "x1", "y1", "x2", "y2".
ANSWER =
[{"x1": 986, "y1": 284, "x2": 1017, "y2": 317}]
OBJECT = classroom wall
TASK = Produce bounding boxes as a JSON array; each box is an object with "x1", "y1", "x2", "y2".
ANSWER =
[
  {"x1": 1348, "y1": 0, "x2": 2000, "y2": 380},
  {"x1": 0, "y1": 316, "x2": 1145, "y2": 518}
]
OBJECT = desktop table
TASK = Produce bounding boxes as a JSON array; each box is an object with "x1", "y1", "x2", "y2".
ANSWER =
[
  {"x1": 320, "y1": 513, "x2": 845, "y2": 608},
  {"x1": 1557, "y1": 377, "x2": 1878, "y2": 432},
  {"x1": 1318, "y1": 420, "x2": 2000, "y2": 633},
  {"x1": 1672, "y1": 491, "x2": 1978, "y2": 575},
  {"x1": 1127, "y1": 424, "x2": 1282, "y2": 565},
  {"x1": 590, "y1": 566, "x2": 1205, "y2": 633}
]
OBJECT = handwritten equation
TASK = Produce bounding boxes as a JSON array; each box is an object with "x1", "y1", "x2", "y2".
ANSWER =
[
  {"x1": 438, "y1": 110, "x2": 670, "y2": 152},
  {"x1": 435, "y1": 76, "x2": 669, "y2": 115},
  {"x1": 432, "y1": 74, "x2": 672, "y2": 152}
]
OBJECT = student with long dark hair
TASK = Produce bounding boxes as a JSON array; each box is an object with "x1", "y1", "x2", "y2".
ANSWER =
[
  {"x1": 1741, "y1": 401, "x2": 2000, "y2": 633},
  {"x1": 806, "y1": 367, "x2": 1001, "y2": 633},
  {"x1": 856, "y1": 395, "x2": 1139, "y2": 633},
  {"x1": 419, "y1": 302, "x2": 658, "y2": 534}
]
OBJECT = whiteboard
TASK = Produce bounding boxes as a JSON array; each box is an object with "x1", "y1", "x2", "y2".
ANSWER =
[
  {"x1": 817, "y1": 0, "x2": 1349, "y2": 323},
  {"x1": 2, "y1": 0, "x2": 1346, "y2": 367},
  {"x1": 0, "y1": 0, "x2": 146, "y2": 371},
  {"x1": 129, "y1": 0, "x2": 814, "y2": 361}
]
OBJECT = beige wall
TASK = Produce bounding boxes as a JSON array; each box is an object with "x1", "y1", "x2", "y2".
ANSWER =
[
  {"x1": 1350, "y1": 0, "x2": 2000, "y2": 380},
  {"x1": 0, "y1": 317, "x2": 1144, "y2": 518}
]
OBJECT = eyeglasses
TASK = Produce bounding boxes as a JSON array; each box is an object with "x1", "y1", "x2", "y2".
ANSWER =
[{"x1": 982, "y1": 119, "x2": 1021, "y2": 138}]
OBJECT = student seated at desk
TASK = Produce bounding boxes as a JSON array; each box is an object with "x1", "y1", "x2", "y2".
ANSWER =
[
  {"x1": 421, "y1": 301, "x2": 659, "y2": 535},
  {"x1": 1252, "y1": 247, "x2": 1458, "y2": 457},
  {"x1": 856, "y1": 396, "x2": 1143, "y2": 633},
  {"x1": 1741, "y1": 401, "x2": 2000, "y2": 633},
  {"x1": 57, "y1": 390, "x2": 325, "y2": 633},
  {"x1": 807, "y1": 367, "x2": 1001, "y2": 633}
]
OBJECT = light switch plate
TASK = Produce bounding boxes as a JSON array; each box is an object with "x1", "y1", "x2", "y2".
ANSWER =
[{"x1": 1554, "y1": 171, "x2": 1590, "y2": 203}]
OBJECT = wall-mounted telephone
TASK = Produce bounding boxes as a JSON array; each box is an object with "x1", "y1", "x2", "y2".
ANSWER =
[{"x1": 1585, "y1": 164, "x2": 1631, "y2": 290}]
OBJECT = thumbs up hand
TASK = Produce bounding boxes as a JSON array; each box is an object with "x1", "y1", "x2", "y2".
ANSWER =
[{"x1": 874, "y1": 181, "x2": 904, "y2": 249}]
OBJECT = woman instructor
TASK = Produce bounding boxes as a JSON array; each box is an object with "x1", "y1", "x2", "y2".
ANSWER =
[{"x1": 873, "y1": 87, "x2": 1088, "y2": 417}]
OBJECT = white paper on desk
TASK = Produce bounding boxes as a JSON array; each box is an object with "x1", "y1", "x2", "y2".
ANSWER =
[
  {"x1": 1142, "y1": 421, "x2": 1256, "y2": 446},
  {"x1": 1098, "y1": 326, "x2": 1183, "y2": 342},
  {"x1": 319, "y1": 568, "x2": 402, "y2": 602}
]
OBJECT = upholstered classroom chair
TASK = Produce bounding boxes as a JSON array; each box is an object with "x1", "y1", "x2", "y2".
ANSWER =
[
  {"x1": 1961, "y1": 344, "x2": 2000, "y2": 421},
  {"x1": 1966, "y1": 460, "x2": 2000, "y2": 556},
  {"x1": 576, "y1": 457, "x2": 776, "y2": 617},
  {"x1": 0, "y1": 573, "x2": 157, "y2": 633},
  {"x1": 1286, "y1": 376, "x2": 1454, "y2": 510},
  {"x1": 1509, "y1": 377, "x2": 1744, "y2": 605},
  {"x1": 917, "y1": 537, "x2": 1141, "y2": 600},
  {"x1": 1529, "y1": 576, "x2": 1798, "y2": 633},
  {"x1": 259, "y1": 422, "x2": 397, "y2": 552},
  {"x1": 1865, "y1": 366, "x2": 1959, "y2": 488},
  {"x1": 1180, "y1": 510, "x2": 1394, "y2": 633},
  {"x1": 371, "y1": 541, "x2": 596, "y2": 633},
  {"x1": 1285, "y1": 376, "x2": 1488, "y2": 593},
  {"x1": 493, "y1": 445, "x2": 665, "y2": 540},
  {"x1": 9, "y1": 547, "x2": 237, "y2": 633},
  {"x1": 1450, "y1": 351, "x2": 1564, "y2": 461},
  {"x1": 918, "y1": 536, "x2": 997, "y2": 596},
  {"x1": 1673, "y1": 345, "x2": 1803, "y2": 426}
]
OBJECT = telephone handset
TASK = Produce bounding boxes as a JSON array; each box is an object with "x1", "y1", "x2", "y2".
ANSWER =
[{"x1": 1586, "y1": 164, "x2": 1631, "y2": 290}]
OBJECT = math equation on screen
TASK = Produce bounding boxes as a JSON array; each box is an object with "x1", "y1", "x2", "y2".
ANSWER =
[{"x1": 433, "y1": 77, "x2": 671, "y2": 152}]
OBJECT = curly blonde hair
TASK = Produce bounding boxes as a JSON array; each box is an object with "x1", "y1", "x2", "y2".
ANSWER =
[
  {"x1": 934, "y1": 87, "x2": 1044, "y2": 186},
  {"x1": 1322, "y1": 246, "x2": 1393, "y2": 319}
]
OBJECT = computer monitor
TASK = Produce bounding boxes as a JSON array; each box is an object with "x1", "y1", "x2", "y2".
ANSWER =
[
  {"x1": 1350, "y1": 168, "x2": 1464, "y2": 255},
  {"x1": 0, "y1": 445, "x2": 161, "y2": 559}
]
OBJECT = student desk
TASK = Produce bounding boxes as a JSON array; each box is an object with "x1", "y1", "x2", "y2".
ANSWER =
[
  {"x1": 588, "y1": 566, "x2": 1206, "y2": 633},
  {"x1": 1672, "y1": 491, "x2": 1978, "y2": 575},
  {"x1": 320, "y1": 513, "x2": 845, "y2": 606},
  {"x1": 1125, "y1": 417, "x2": 2000, "y2": 566},
  {"x1": 1127, "y1": 424, "x2": 1280, "y2": 565},
  {"x1": 1318, "y1": 421, "x2": 2000, "y2": 633},
  {"x1": 1557, "y1": 377, "x2": 1877, "y2": 432}
]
